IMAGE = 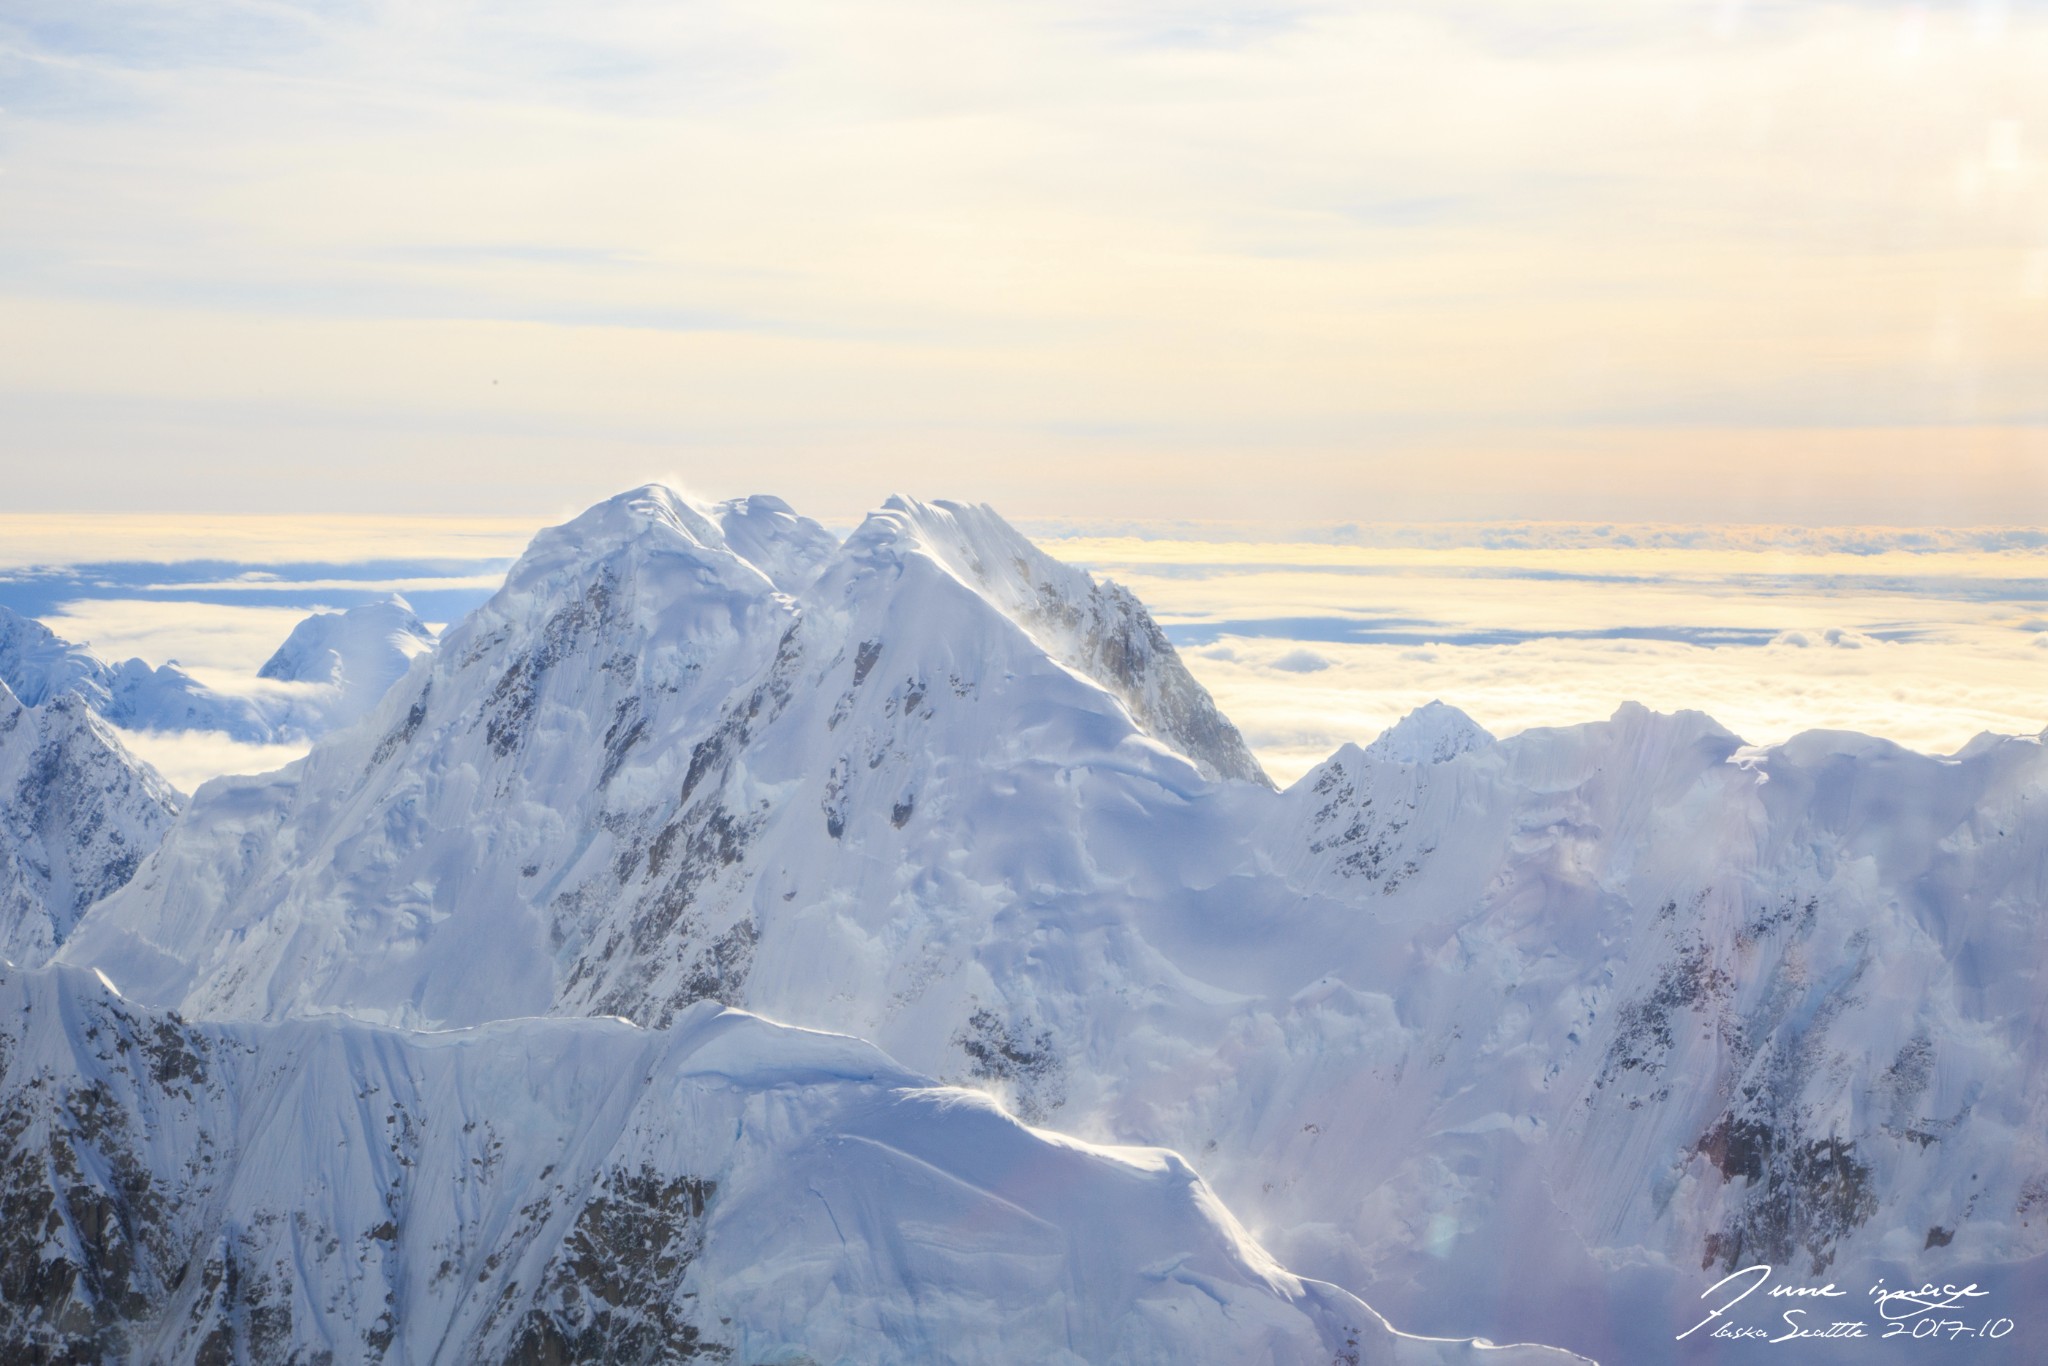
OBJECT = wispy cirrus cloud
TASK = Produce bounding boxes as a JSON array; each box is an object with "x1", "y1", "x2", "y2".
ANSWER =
[{"x1": 1, "y1": 1, "x2": 2044, "y2": 520}]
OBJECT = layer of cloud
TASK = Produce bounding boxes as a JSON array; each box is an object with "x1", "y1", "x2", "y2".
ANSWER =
[
  {"x1": 18, "y1": 518, "x2": 2045, "y2": 793},
  {"x1": 1062, "y1": 536, "x2": 2048, "y2": 784},
  {"x1": 111, "y1": 728, "x2": 311, "y2": 797},
  {"x1": 1187, "y1": 630, "x2": 2048, "y2": 786},
  {"x1": 40, "y1": 599, "x2": 321, "y2": 679}
]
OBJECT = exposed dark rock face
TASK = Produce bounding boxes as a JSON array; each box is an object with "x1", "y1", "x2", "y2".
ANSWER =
[
  {"x1": 0, "y1": 968, "x2": 737, "y2": 1364},
  {"x1": 1697, "y1": 1123, "x2": 1878, "y2": 1275},
  {"x1": 1303, "y1": 754, "x2": 1430, "y2": 892},
  {"x1": 1036, "y1": 576, "x2": 1269, "y2": 788},
  {"x1": 955, "y1": 1007, "x2": 1065, "y2": 1122},
  {"x1": 506, "y1": 1167, "x2": 725, "y2": 1365},
  {"x1": 0, "y1": 687, "x2": 179, "y2": 968},
  {"x1": 0, "y1": 977, "x2": 225, "y2": 1362}
]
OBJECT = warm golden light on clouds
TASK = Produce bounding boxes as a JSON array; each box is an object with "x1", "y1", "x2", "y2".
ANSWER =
[
  {"x1": 1, "y1": 1, "x2": 2044, "y2": 518},
  {"x1": 1052, "y1": 532, "x2": 2048, "y2": 783}
]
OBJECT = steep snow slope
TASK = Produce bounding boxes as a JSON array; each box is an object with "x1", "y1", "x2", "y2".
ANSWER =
[
  {"x1": 0, "y1": 964, "x2": 1580, "y2": 1365},
  {"x1": 865, "y1": 498, "x2": 1268, "y2": 785},
  {"x1": 57, "y1": 485, "x2": 2048, "y2": 1360},
  {"x1": 1224, "y1": 707, "x2": 2048, "y2": 1360},
  {"x1": 0, "y1": 682, "x2": 179, "y2": 967},
  {"x1": 258, "y1": 594, "x2": 435, "y2": 730}
]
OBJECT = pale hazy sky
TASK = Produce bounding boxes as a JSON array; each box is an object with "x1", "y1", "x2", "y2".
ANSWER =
[{"x1": 3, "y1": 0, "x2": 2046, "y2": 523}]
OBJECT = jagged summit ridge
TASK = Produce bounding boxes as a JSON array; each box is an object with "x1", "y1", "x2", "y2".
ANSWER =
[
  {"x1": 0, "y1": 680, "x2": 179, "y2": 967},
  {"x1": 855, "y1": 495, "x2": 1270, "y2": 785},
  {"x1": 58, "y1": 484, "x2": 1265, "y2": 1029},
  {"x1": 506, "y1": 484, "x2": 837, "y2": 599}
]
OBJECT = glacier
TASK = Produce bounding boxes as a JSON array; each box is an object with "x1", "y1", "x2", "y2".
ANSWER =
[{"x1": 22, "y1": 483, "x2": 2048, "y2": 1361}]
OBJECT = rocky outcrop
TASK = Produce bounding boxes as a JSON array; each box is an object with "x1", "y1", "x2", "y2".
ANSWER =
[{"x1": 0, "y1": 683, "x2": 178, "y2": 967}]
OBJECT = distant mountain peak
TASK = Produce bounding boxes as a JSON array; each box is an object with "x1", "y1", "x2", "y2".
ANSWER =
[
  {"x1": 1365, "y1": 700, "x2": 1494, "y2": 766},
  {"x1": 0, "y1": 679, "x2": 180, "y2": 967}
]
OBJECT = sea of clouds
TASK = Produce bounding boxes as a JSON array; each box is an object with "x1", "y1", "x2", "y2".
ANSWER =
[
  {"x1": 1, "y1": 515, "x2": 2039, "y2": 790},
  {"x1": 1038, "y1": 526, "x2": 2047, "y2": 783}
]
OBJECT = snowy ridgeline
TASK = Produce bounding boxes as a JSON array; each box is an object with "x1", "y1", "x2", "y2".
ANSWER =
[
  {"x1": 3, "y1": 484, "x2": 2044, "y2": 1363},
  {"x1": 0, "y1": 596, "x2": 434, "y2": 747},
  {"x1": 0, "y1": 683, "x2": 180, "y2": 970},
  {"x1": 0, "y1": 964, "x2": 1573, "y2": 1366}
]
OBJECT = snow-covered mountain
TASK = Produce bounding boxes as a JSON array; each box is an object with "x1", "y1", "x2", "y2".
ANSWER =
[
  {"x1": 0, "y1": 599, "x2": 437, "y2": 748},
  {"x1": 258, "y1": 594, "x2": 436, "y2": 730},
  {"x1": 49, "y1": 485, "x2": 2048, "y2": 1361},
  {"x1": 0, "y1": 963, "x2": 1580, "y2": 1365},
  {"x1": 0, "y1": 605, "x2": 277, "y2": 741},
  {"x1": 0, "y1": 681, "x2": 179, "y2": 968},
  {"x1": 60, "y1": 487, "x2": 1268, "y2": 1031}
]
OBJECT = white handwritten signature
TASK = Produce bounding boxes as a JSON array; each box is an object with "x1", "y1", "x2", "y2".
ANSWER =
[{"x1": 1677, "y1": 1265, "x2": 2013, "y2": 1344}]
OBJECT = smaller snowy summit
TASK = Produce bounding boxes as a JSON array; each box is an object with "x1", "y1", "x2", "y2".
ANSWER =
[
  {"x1": 0, "y1": 681, "x2": 180, "y2": 967},
  {"x1": 0, "y1": 605, "x2": 275, "y2": 742},
  {"x1": 1364, "y1": 700, "x2": 1494, "y2": 766},
  {"x1": 258, "y1": 595, "x2": 435, "y2": 729}
]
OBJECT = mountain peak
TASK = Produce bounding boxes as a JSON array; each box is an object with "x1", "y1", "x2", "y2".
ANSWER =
[
  {"x1": 255, "y1": 596, "x2": 437, "y2": 733},
  {"x1": 843, "y1": 496, "x2": 1270, "y2": 786},
  {"x1": 581, "y1": 482, "x2": 724, "y2": 540},
  {"x1": 1365, "y1": 701, "x2": 1493, "y2": 766},
  {"x1": 0, "y1": 683, "x2": 180, "y2": 967},
  {"x1": 487, "y1": 485, "x2": 789, "y2": 632},
  {"x1": 711, "y1": 494, "x2": 840, "y2": 594}
]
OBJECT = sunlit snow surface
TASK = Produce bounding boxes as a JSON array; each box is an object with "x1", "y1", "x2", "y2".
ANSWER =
[
  {"x1": 7, "y1": 964, "x2": 1583, "y2": 1363},
  {"x1": 23, "y1": 490, "x2": 2042, "y2": 1364}
]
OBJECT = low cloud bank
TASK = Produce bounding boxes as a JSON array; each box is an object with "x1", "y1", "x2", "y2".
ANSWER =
[
  {"x1": 112, "y1": 729, "x2": 311, "y2": 797},
  {"x1": 1063, "y1": 538, "x2": 2048, "y2": 785}
]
